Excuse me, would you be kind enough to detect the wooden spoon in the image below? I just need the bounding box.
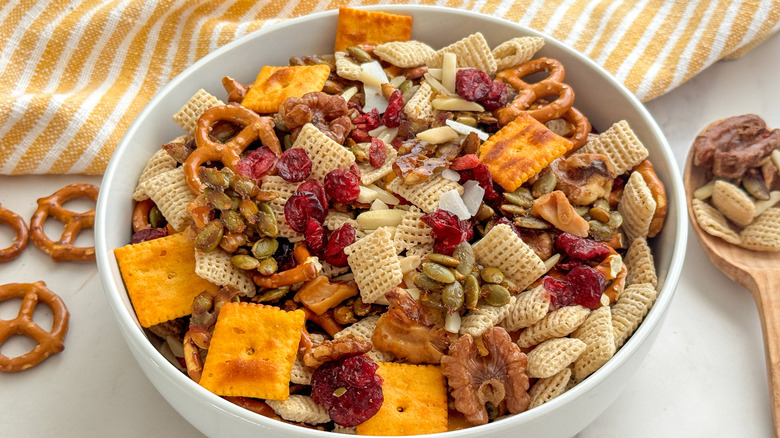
[684,147,780,437]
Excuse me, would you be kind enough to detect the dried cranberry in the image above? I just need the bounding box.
[349,162,362,181]
[555,232,611,260]
[458,163,500,201]
[311,355,384,427]
[297,179,329,214]
[273,238,296,271]
[368,137,386,168]
[284,191,327,233]
[544,265,605,310]
[479,81,508,111]
[325,223,356,267]
[349,129,372,143]
[352,108,381,131]
[421,209,474,255]
[304,218,327,256]
[450,154,480,171]
[236,146,276,179]
[131,227,168,243]
[456,68,492,102]
[324,168,361,203]
[383,90,404,128]
[276,148,312,182]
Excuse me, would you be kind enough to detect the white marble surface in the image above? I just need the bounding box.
[0,30,778,438]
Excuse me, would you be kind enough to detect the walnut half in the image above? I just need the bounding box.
[440,327,531,425]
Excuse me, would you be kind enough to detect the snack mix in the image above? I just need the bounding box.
[114,7,670,434]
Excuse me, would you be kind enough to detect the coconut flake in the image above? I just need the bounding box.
[438,189,471,220]
[461,180,485,216]
[445,119,489,141]
[441,168,461,182]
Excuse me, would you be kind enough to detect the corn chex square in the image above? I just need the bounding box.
[691,198,741,244]
[571,306,616,381]
[172,89,224,134]
[199,302,305,400]
[739,207,780,251]
[344,227,403,304]
[140,167,195,232]
[393,206,434,253]
[133,147,178,201]
[114,232,220,327]
[578,120,648,175]
[334,7,413,52]
[404,82,435,122]
[425,32,497,76]
[194,248,257,297]
[529,367,572,409]
[374,40,436,68]
[471,223,547,291]
[492,36,545,71]
[292,123,356,180]
[619,171,657,242]
[241,65,330,114]
[386,173,463,213]
[260,175,303,240]
[356,363,448,436]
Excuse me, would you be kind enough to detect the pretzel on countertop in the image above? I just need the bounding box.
[184,105,281,194]
[494,57,590,149]
[0,204,29,262]
[0,281,69,372]
[30,183,99,262]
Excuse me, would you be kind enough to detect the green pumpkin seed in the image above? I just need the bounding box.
[513,216,551,229]
[412,273,444,291]
[239,198,261,224]
[427,253,460,268]
[442,281,465,311]
[231,254,260,270]
[221,210,246,233]
[256,257,278,276]
[199,167,229,190]
[422,262,456,284]
[531,172,557,198]
[453,242,475,276]
[464,274,480,309]
[252,238,279,260]
[574,206,590,217]
[398,79,413,95]
[232,177,259,198]
[204,188,233,211]
[504,190,534,208]
[481,284,510,307]
[607,211,623,229]
[195,220,224,252]
[149,205,165,229]
[322,79,343,95]
[346,46,373,63]
[500,204,526,215]
[256,204,279,238]
[480,267,504,284]
[588,220,613,241]
[253,285,290,303]
[588,205,611,223]
[474,203,495,221]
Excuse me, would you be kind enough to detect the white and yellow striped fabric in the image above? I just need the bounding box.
[1,0,778,175]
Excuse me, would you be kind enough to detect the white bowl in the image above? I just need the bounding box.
[96,5,686,438]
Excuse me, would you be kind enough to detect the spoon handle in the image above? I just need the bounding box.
[749,271,780,438]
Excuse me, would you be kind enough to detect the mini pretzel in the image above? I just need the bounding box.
[184,105,281,194]
[0,281,69,372]
[634,160,668,238]
[0,204,29,262]
[30,183,98,262]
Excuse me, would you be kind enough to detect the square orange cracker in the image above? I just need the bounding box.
[199,302,305,400]
[478,112,573,192]
[334,7,413,52]
[356,363,448,435]
[114,231,219,328]
[241,65,330,114]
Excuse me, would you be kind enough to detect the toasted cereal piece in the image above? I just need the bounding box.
[114,232,220,327]
[140,167,195,232]
[500,284,551,332]
[624,237,658,287]
[492,36,545,71]
[403,82,435,122]
[393,206,434,253]
[133,147,178,201]
[334,7,413,52]
[459,296,516,338]
[526,337,586,379]
[334,51,363,81]
[374,40,436,68]
[739,207,780,251]
[472,224,547,291]
[173,89,224,134]
[425,32,498,76]
[292,123,356,180]
[711,179,756,227]
[241,65,330,114]
[290,357,313,385]
[266,395,330,425]
[356,363,448,436]
[529,366,572,409]
[516,305,590,349]
[194,248,256,297]
[691,198,742,244]
[360,142,397,186]
[324,210,365,238]
[320,261,351,278]
[478,112,574,192]
[612,283,658,349]
[199,302,305,400]
[578,120,649,175]
[406,242,434,259]
[618,171,657,242]
[386,173,463,213]
[345,228,404,304]
[260,175,303,240]
[571,306,616,381]
[333,425,357,434]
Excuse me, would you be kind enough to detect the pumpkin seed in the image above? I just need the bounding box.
[352,297,371,317]
[427,253,460,267]
[398,79,413,95]
[239,198,261,224]
[199,167,229,190]
[253,285,290,303]
[148,205,165,229]
[412,272,444,291]
[453,241,475,276]
[607,211,623,229]
[588,205,611,223]
[503,190,534,208]
[501,277,519,294]
[232,177,259,198]
[474,203,495,221]
[422,262,456,284]
[442,281,465,311]
[256,257,278,276]
[481,284,510,307]
[574,206,590,217]
[500,204,526,215]
[531,172,557,198]
[322,79,343,95]
[513,216,551,229]
[480,267,504,284]
[347,46,373,63]
[463,274,480,309]
[204,187,233,211]
[221,210,246,233]
[195,220,224,252]
[256,208,279,238]
[252,238,279,260]
[588,220,613,241]
[333,305,357,325]
[231,254,260,270]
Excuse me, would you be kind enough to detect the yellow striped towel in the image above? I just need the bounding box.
[0,0,778,175]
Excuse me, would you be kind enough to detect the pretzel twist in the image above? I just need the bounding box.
[0,281,69,372]
[184,105,281,195]
[0,204,29,262]
[495,57,590,149]
[30,183,98,262]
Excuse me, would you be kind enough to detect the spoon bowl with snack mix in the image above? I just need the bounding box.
[684,114,780,437]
